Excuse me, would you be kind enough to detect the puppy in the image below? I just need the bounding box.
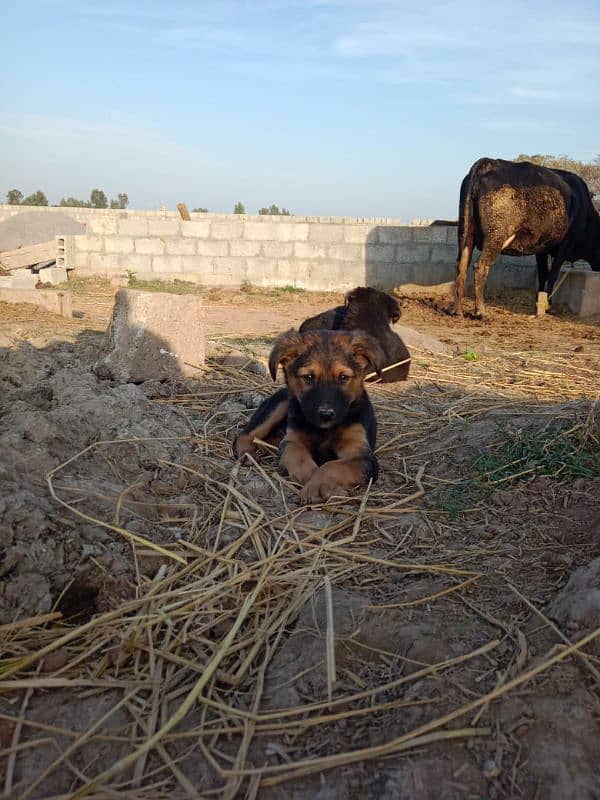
[234,329,384,503]
[299,286,410,382]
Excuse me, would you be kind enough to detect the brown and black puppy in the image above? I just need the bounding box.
[234,329,384,503]
[299,286,411,382]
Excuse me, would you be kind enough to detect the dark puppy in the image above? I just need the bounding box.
[234,329,384,503]
[299,286,410,382]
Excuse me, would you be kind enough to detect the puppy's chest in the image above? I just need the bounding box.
[303,428,342,465]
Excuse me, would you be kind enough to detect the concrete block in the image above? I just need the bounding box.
[165,238,197,255]
[147,220,181,237]
[412,225,448,243]
[87,253,124,273]
[56,236,77,269]
[87,217,118,236]
[243,222,278,241]
[37,265,68,285]
[105,237,135,255]
[328,243,364,262]
[261,241,294,258]
[211,221,244,240]
[365,243,395,263]
[0,289,72,318]
[212,257,246,281]
[75,252,89,268]
[430,244,457,262]
[394,243,431,264]
[94,289,205,382]
[549,268,600,317]
[113,254,153,273]
[181,256,215,274]
[294,242,328,259]
[118,218,149,236]
[277,223,309,242]
[230,240,261,257]
[136,238,165,255]
[343,224,372,244]
[377,227,413,244]
[0,271,39,289]
[308,225,344,243]
[181,221,210,238]
[152,255,183,274]
[446,226,459,245]
[74,235,103,252]
[196,240,229,257]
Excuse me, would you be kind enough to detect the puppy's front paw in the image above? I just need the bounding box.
[301,470,349,505]
[233,433,258,461]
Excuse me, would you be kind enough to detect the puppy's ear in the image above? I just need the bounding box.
[268,329,304,380]
[344,288,358,307]
[350,331,386,376]
[383,293,401,323]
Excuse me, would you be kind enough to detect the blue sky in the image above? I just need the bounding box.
[1,0,599,218]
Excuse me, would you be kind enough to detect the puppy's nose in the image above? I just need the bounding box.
[318,407,336,422]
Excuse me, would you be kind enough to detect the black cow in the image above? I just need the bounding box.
[454,158,600,317]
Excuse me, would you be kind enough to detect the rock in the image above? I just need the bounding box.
[547,557,600,652]
[94,289,205,382]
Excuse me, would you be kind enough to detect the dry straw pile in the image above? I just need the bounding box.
[1,339,599,798]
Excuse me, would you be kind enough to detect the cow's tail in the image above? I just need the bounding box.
[454,159,488,312]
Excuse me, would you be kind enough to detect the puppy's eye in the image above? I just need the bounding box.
[339,374,351,383]
[302,374,314,384]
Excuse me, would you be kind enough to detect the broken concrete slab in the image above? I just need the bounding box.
[0,289,72,318]
[37,265,67,285]
[0,271,39,290]
[393,323,458,355]
[94,289,205,383]
[0,240,56,271]
[552,268,600,317]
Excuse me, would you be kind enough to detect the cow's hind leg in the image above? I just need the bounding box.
[473,244,500,318]
[536,253,549,292]
[454,242,472,317]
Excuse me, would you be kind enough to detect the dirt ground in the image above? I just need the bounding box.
[0,279,599,799]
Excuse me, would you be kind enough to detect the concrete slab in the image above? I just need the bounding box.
[0,271,39,289]
[37,265,68,285]
[94,289,205,383]
[0,289,72,318]
[552,268,600,317]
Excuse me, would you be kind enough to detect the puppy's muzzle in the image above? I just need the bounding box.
[317,406,336,424]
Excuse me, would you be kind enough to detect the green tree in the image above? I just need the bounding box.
[193,207,208,213]
[258,204,291,216]
[233,201,246,214]
[90,188,108,209]
[59,197,91,207]
[109,192,129,209]
[22,190,48,206]
[514,153,600,196]
[6,189,23,205]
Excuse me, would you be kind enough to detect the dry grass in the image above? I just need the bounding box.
[1,338,599,798]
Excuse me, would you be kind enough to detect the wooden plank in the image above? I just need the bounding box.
[177,203,191,221]
[0,240,56,271]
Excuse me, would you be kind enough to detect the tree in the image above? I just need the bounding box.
[193,207,208,213]
[514,153,600,197]
[233,201,246,214]
[22,190,48,206]
[59,197,91,207]
[109,192,129,209]
[6,189,23,205]
[90,189,108,209]
[258,204,291,216]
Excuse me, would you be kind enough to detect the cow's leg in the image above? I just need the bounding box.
[473,245,500,318]
[536,253,549,291]
[454,241,472,316]
[547,252,566,299]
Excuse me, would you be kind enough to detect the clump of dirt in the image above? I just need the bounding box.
[0,339,195,623]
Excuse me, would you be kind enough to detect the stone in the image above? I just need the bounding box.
[552,268,600,317]
[0,288,72,318]
[94,289,205,382]
[37,265,68,285]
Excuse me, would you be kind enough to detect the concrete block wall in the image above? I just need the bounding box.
[0,205,538,292]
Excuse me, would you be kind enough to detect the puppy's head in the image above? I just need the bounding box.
[345,287,401,324]
[269,329,384,429]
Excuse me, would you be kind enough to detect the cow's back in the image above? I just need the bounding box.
[468,159,571,255]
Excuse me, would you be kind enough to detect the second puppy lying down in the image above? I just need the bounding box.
[299,286,411,382]
[234,329,384,504]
